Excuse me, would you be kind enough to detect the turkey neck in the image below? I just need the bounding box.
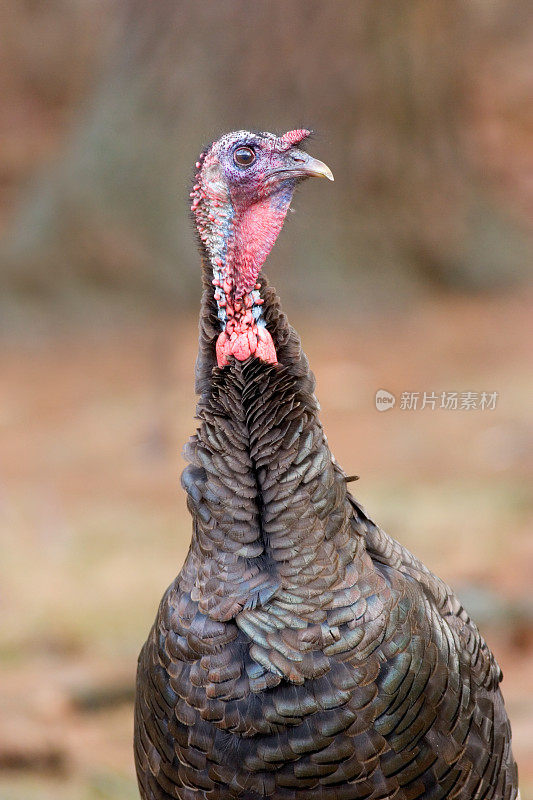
[184,266,363,626]
[193,174,296,368]
[187,166,364,626]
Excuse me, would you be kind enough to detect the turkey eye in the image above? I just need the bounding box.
[233,146,255,167]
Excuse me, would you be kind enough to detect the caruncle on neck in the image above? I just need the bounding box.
[190,129,333,368]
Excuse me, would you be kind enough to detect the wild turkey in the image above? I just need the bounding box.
[134,129,518,800]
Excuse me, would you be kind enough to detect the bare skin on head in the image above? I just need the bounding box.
[190,129,333,367]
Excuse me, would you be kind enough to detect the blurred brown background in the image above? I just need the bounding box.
[0,1,532,798]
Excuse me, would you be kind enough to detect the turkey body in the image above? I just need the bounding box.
[134,130,518,800]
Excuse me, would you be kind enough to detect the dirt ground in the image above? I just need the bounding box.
[1,291,532,799]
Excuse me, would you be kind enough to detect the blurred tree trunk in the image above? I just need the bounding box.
[1,0,530,313]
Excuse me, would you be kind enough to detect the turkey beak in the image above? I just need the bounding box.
[290,151,334,181]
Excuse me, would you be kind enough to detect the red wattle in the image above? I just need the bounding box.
[255,329,278,365]
[216,332,231,367]
[216,328,277,368]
